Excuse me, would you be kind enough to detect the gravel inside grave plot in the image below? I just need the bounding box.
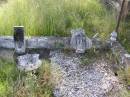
[50,50,124,97]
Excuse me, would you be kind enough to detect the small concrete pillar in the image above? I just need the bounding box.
[110,31,117,46]
[14,26,26,54]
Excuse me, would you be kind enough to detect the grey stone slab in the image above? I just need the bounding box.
[0,36,109,50]
[0,36,14,49]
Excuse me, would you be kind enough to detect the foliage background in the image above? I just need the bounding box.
[0,0,116,40]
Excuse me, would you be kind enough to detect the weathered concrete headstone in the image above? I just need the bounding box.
[14,26,26,54]
[17,54,42,72]
[70,28,92,53]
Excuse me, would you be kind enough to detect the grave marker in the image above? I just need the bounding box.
[14,26,26,54]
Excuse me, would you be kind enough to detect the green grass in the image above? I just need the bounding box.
[0,59,53,97]
[0,0,116,39]
[119,16,130,53]
[117,68,130,96]
[0,59,18,97]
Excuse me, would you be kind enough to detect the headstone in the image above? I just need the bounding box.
[14,26,26,54]
[70,28,92,53]
[17,54,42,72]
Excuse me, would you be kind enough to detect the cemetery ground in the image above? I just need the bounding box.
[0,0,130,97]
[0,49,130,97]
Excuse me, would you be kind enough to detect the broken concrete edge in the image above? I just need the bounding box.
[0,36,14,49]
[0,36,130,70]
[0,36,67,49]
[17,54,42,72]
[0,36,109,49]
[111,41,130,69]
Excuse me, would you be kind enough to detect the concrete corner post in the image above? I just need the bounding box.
[13,26,26,54]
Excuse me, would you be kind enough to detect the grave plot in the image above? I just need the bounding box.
[0,27,130,97]
[0,0,130,97]
[50,50,126,97]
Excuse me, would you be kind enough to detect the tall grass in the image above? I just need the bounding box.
[0,0,116,39]
[0,59,18,97]
[0,59,53,97]
[119,17,130,53]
